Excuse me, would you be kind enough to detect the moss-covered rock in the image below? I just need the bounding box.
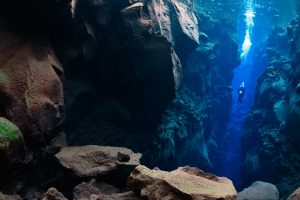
[0,117,31,174]
[0,69,9,84]
[0,117,22,148]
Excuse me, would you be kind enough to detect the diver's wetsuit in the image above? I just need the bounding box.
[237,87,246,103]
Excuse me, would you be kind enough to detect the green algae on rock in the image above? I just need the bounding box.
[0,69,9,84]
[0,117,22,148]
[0,117,31,175]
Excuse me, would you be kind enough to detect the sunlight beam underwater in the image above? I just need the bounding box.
[241,1,255,59]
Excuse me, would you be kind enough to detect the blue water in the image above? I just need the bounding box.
[221,62,256,189]
[211,0,296,189]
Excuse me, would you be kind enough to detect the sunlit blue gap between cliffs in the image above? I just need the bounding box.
[218,0,256,190]
[241,0,255,59]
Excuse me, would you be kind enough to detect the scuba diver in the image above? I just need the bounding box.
[237,82,246,103]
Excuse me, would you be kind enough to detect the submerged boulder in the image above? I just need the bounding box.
[237,181,279,200]
[0,117,30,172]
[0,192,22,200]
[74,181,110,200]
[0,117,23,149]
[147,0,199,45]
[55,145,141,177]
[42,188,67,200]
[73,179,120,198]
[73,179,139,200]
[128,165,237,200]
[287,188,300,200]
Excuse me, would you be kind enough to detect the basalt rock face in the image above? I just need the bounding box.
[147,0,199,64]
[0,2,65,181]
[157,13,240,169]
[65,0,199,165]
[1,0,200,172]
[241,18,300,197]
[0,27,64,147]
[0,0,73,196]
[0,0,201,196]
[0,118,30,173]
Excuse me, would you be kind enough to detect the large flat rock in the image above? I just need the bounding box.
[128,165,237,200]
[55,145,141,177]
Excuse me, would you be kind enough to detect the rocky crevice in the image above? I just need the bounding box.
[157,12,240,170]
[241,14,300,198]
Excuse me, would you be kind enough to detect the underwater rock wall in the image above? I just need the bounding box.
[64,0,200,165]
[0,0,240,173]
[0,0,201,195]
[0,0,200,171]
[241,16,300,197]
[157,13,240,169]
[0,0,68,176]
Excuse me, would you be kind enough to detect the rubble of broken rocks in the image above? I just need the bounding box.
[2,144,299,200]
[1,145,238,200]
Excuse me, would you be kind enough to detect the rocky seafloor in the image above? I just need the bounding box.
[1,0,300,199]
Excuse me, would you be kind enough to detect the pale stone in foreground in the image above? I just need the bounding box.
[128,165,237,200]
